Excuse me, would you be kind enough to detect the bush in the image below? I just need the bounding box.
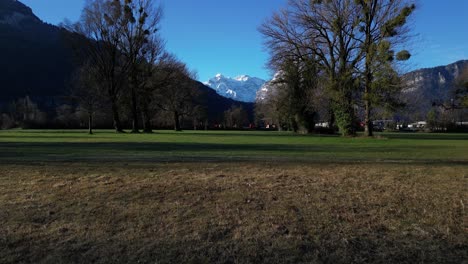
[0,113,15,129]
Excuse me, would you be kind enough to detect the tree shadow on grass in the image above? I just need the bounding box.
[0,142,465,165]
[381,133,468,141]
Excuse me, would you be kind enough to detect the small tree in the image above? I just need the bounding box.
[224,105,249,129]
[426,108,438,132]
[71,63,104,134]
[0,113,15,129]
[151,56,199,131]
[8,96,47,128]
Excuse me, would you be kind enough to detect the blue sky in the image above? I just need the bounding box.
[21,0,468,81]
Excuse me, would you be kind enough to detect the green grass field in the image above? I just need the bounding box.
[0,130,467,263]
[0,130,467,163]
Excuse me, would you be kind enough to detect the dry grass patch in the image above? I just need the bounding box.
[0,162,466,263]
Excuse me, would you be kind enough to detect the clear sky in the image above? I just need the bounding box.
[20,0,468,82]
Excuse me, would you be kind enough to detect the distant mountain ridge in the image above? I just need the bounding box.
[204,74,266,102]
[402,60,468,119]
[256,60,468,120]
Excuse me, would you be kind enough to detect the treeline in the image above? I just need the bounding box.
[59,0,205,134]
[0,95,256,130]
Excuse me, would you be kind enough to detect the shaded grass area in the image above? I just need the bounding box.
[0,163,466,263]
[0,130,467,164]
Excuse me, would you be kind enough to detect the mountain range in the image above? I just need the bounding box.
[204,74,266,102]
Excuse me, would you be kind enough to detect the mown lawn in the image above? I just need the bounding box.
[0,130,467,163]
[0,130,467,263]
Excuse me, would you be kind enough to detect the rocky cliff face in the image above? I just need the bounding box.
[402,60,468,119]
[0,0,40,26]
[256,61,468,120]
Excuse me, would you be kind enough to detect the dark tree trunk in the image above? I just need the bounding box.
[365,99,373,137]
[142,114,152,133]
[88,112,93,135]
[130,86,139,133]
[364,49,374,137]
[111,100,123,133]
[291,118,298,133]
[174,111,181,131]
[328,106,335,130]
[142,104,152,133]
[363,3,375,137]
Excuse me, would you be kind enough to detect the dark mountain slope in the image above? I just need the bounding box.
[194,81,254,123]
[0,0,74,102]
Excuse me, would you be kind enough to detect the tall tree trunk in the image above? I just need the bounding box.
[363,54,374,136]
[174,111,181,131]
[363,52,373,136]
[327,100,336,132]
[141,102,152,133]
[333,93,356,137]
[88,112,93,135]
[111,100,123,133]
[291,117,298,133]
[142,111,152,133]
[365,98,373,137]
[363,1,376,137]
[130,85,139,133]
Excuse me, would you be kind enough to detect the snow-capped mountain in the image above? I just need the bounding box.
[256,72,283,102]
[204,74,266,102]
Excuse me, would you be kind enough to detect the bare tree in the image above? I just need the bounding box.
[136,42,167,133]
[150,56,199,131]
[117,0,164,133]
[64,0,131,132]
[260,0,363,136]
[224,105,249,129]
[261,0,416,136]
[71,62,103,134]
